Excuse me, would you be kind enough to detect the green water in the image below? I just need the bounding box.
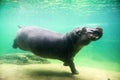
[0,0,120,71]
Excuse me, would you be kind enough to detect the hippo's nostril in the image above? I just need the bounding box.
[93,31,100,36]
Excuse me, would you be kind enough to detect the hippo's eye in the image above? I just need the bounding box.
[76,30,81,35]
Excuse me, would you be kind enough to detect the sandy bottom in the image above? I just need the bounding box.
[0,64,120,80]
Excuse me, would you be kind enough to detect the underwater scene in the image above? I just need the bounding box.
[0,0,120,80]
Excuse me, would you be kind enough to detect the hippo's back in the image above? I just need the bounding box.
[17,27,63,39]
[13,27,67,58]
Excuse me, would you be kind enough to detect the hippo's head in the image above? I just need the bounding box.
[73,27,103,45]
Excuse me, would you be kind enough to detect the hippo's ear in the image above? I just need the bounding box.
[82,27,87,32]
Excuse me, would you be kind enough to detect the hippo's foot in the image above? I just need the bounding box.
[65,60,79,75]
[72,70,79,74]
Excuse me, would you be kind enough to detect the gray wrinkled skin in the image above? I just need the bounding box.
[12,26,103,74]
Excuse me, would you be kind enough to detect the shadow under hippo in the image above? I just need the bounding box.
[12,26,103,74]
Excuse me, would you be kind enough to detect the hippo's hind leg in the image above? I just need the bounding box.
[12,39,18,48]
[65,60,79,74]
[63,62,69,66]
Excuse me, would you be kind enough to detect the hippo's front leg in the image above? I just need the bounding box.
[65,60,79,74]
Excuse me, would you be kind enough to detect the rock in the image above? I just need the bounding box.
[0,53,50,65]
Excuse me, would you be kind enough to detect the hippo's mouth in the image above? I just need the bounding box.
[89,28,103,41]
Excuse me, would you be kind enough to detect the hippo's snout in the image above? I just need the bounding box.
[90,27,103,41]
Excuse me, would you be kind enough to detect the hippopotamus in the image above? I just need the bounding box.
[12,26,103,74]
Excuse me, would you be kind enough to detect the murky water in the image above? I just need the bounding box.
[0,0,120,71]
